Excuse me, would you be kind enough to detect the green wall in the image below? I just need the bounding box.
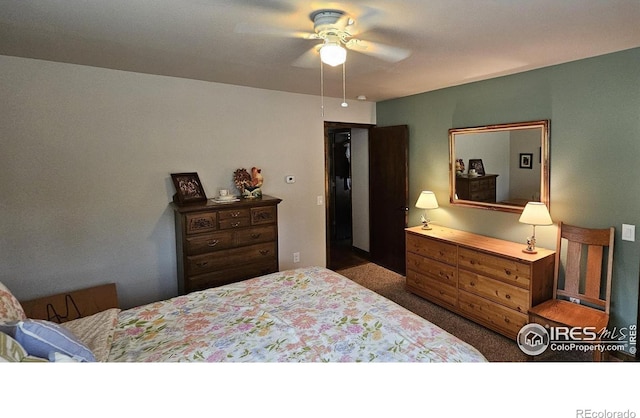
[377,47,640,351]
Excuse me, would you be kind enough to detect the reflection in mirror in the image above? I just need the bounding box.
[449,120,549,213]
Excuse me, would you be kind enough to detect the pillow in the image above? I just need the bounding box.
[14,319,96,362]
[49,352,81,362]
[0,281,26,323]
[62,308,120,362]
[0,331,47,362]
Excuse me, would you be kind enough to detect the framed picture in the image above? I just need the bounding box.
[171,172,207,204]
[468,159,485,176]
[519,153,533,169]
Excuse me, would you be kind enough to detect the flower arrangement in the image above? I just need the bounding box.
[233,167,263,198]
[455,158,465,176]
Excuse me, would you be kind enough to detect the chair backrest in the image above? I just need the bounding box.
[553,222,615,314]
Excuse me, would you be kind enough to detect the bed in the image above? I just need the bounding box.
[1,266,486,362]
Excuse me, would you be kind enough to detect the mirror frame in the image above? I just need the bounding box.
[449,120,550,214]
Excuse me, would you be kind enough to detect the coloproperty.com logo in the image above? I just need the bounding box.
[517,323,637,356]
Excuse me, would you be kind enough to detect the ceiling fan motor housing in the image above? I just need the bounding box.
[310,9,349,37]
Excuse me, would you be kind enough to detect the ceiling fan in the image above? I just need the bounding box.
[236,8,412,68]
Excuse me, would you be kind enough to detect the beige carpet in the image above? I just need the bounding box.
[337,262,590,362]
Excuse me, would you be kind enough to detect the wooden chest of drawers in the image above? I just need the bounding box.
[172,195,282,294]
[405,225,555,340]
[455,174,498,202]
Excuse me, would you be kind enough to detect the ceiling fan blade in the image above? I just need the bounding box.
[233,0,296,13]
[234,22,313,39]
[334,13,353,31]
[345,39,411,63]
[344,7,383,36]
[292,45,321,68]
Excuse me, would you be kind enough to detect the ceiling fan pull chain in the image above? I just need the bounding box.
[320,60,325,117]
[342,62,348,108]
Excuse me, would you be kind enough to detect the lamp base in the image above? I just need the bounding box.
[522,235,537,254]
[421,224,432,230]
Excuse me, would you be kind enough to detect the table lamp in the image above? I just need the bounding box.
[518,202,553,253]
[415,191,439,230]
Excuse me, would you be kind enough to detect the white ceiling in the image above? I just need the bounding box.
[1,0,639,102]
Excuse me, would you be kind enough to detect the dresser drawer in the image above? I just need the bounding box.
[406,252,457,287]
[185,212,217,235]
[185,230,234,254]
[251,206,277,225]
[219,217,251,230]
[469,177,495,192]
[406,270,457,308]
[470,190,495,202]
[187,259,278,293]
[458,290,528,339]
[406,233,457,265]
[186,242,276,276]
[219,208,250,220]
[458,247,531,288]
[458,269,529,313]
[235,225,277,246]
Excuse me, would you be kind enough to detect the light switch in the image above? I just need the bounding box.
[622,224,635,242]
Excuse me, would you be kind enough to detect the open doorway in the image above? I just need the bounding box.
[325,122,409,274]
[325,123,371,270]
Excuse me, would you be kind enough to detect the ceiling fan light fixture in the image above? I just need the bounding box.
[320,42,347,66]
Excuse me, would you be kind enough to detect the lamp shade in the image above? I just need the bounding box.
[415,191,439,209]
[519,202,552,225]
[320,42,347,67]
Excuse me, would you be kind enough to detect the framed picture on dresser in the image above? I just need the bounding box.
[171,172,207,204]
[468,159,485,176]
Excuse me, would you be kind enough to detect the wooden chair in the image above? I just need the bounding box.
[528,221,615,361]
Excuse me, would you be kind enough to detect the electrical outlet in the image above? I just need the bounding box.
[569,297,581,304]
[293,252,300,263]
[317,196,323,206]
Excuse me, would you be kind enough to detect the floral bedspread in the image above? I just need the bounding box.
[107,267,486,362]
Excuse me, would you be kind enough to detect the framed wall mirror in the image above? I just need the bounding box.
[449,120,550,213]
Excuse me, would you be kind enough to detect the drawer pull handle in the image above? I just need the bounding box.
[207,240,219,247]
[231,222,241,228]
[505,294,511,299]
[251,233,262,239]
[504,269,512,275]
[196,261,209,268]
[231,211,241,218]
[259,249,270,255]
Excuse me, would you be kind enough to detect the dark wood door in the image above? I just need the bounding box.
[369,125,409,274]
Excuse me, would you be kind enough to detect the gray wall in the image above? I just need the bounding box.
[0,55,376,309]
[377,47,640,347]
